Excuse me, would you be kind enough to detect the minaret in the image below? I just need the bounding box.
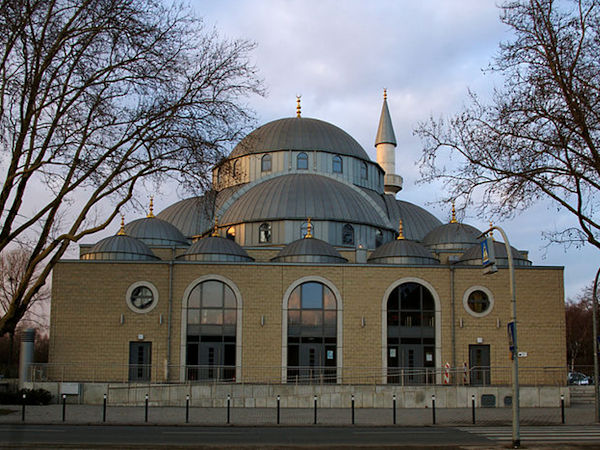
[375,89,403,194]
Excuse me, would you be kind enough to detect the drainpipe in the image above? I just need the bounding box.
[166,247,175,381]
[450,267,456,378]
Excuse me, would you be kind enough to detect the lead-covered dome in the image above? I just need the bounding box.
[82,235,158,261]
[229,117,371,161]
[181,236,254,262]
[221,174,390,228]
[368,239,439,265]
[124,216,188,246]
[458,241,531,267]
[272,237,347,263]
[423,222,482,251]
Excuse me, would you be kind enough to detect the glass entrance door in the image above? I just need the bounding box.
[469,344,491,385]
[129,342,151,382]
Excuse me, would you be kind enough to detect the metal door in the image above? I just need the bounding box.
[469,344,491,385]
[199,343,222,380]
[400,345,423,384]
[299,344,322,381]
[129,342,151,382]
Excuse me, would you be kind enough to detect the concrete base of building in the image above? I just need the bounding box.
[24,381,568,408]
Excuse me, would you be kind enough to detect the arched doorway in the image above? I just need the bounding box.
[184,279,238,381]
[286,281,338,383]
[386,282,436,384]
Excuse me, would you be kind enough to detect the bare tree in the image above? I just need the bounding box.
[565,284,594,371]
[0,0,263,336]
[415,0,600,251]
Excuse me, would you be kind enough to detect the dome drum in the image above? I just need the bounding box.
[82,235,158,261]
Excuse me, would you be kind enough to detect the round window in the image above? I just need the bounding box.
[463,286,494,317]
[126,282,159,313]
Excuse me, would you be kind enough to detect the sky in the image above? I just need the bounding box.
[176,0,597,302]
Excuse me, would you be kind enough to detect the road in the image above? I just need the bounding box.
[2,424,600,448]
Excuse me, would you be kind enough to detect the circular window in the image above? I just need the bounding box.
[463,286,494,317]
[126,282,159,313]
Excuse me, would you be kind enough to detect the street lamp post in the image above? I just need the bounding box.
[480,225,520,448]
[592,267,600,422]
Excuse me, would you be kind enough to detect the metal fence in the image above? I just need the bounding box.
[29,363,567,386]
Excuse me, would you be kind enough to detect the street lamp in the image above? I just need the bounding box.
[592,266,600,422]
[480,225,520,448]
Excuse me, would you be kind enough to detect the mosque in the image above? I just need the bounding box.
[48,92,566,390]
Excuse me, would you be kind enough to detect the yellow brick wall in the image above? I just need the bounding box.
[49,258,565,385]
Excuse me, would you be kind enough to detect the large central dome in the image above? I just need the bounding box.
[229,117,370,161]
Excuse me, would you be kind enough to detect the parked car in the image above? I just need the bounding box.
[568,371,593,385]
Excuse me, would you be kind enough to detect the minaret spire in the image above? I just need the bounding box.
[375,89,402,194]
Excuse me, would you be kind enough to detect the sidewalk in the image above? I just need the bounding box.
[0,403,596,426]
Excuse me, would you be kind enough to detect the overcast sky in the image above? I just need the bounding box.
[181,0,600,301]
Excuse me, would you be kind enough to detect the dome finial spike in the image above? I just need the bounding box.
[296,95,301,118]
[450,201,457,223]
[383,88,387,100]
[396,219,405,240]
[212,217,219,237]
[489,221,494,237]
[117,215,126,236]
[147,196,155,218]
[305,217,313,238]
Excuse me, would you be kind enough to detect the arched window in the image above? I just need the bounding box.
[342,224,354,245]
[332,155,343,174]
[232,160,239,178]
[287,282,337,383]
[375,229,383,247]
[215,167,221,185]
[261,154,272,172]
[360,161,368,180]
[226,227,235,241]
[386,282,435,384]
[259,222,271,243]
[297,152,308,170]
[186,280,237,381]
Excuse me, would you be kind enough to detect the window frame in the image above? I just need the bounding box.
[259,222,272,243]
[126,281,159,313]
[462,286,494,317]
[297,152,308,170]
[332,155,343,174]
[261,154,272,172]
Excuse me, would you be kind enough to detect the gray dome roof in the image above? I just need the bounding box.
[124,217,188,246]
[423,222,482,251]
[221,174,390,228]
[181,236,253,262]
[368,239,439,265]
[458,241,532,267]
[229,117,370,161]
[377,195,442,242]
[271,237,347,263]
[82,235,158,261]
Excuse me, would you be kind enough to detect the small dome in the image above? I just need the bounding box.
[458,241,532,267]
[156,194,215,239]
[181,236,253,262]
[229,117,371,161]
[423,222,482,251]
[368,239,439,265]
[124,217,188,246]
[271,237,347,263]
[82,235,158,261]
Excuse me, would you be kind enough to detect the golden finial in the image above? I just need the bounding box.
[117,215,126,236]
[212,217,219,237]
[191,234,201,243]
[147,196,155,218]
[489,221,494,237]
[450,202,457,223]
[296,95,301,118]
[396,219,405,240]
[383,88,387,100]
[305,217,313,238]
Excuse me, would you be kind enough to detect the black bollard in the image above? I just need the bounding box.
[471,394,476,424]
[227,394,231,424]
[62,394,66,422]
[351,394,355,425]
[103,394,107,422]
[313,395,317,425]
[432,394,436,425]
[277,395,280,425]
[186,395,190,424]
[145,394,149,423]
[561,394,565,424]
[21,394,26,422]
[393,394,396,425]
